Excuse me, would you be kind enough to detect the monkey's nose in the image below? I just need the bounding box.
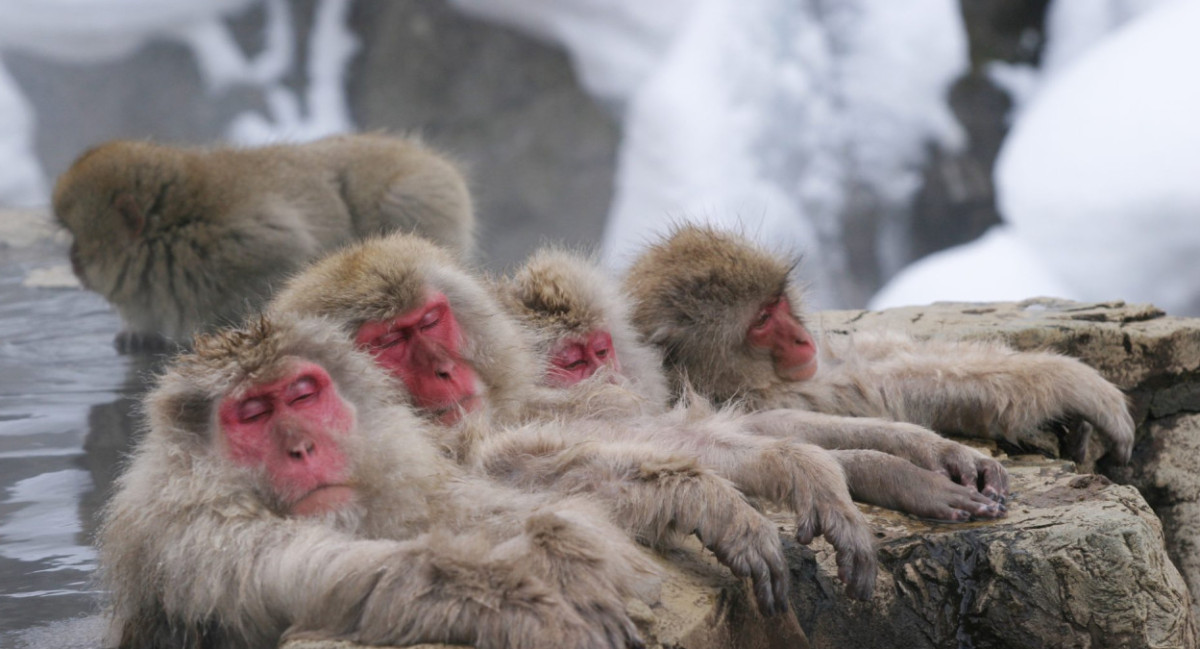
[287,440,316,461]
[434,359,456,380]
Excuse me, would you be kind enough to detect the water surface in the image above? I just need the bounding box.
[0,214,163,648]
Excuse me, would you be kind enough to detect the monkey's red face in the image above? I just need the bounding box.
[354,293,481,425]
[218,361,356,517]
[546,330,621,387]
[747,295,819,382]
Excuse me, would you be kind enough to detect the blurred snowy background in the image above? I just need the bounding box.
[1,0,1198,314]
[1,1,1199,645]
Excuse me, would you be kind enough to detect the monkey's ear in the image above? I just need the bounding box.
[113,193,145,238]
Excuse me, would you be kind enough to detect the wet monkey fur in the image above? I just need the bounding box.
[269,232,873,605]
[98,314,658,649]
[54,134,474,352]
[499,247,1007,522]
[623,225,1136,466]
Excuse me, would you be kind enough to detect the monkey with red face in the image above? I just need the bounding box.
[622,225,1135,466]
[269,232,874,605]
[498,247,1008,522]
[99,314,659,649]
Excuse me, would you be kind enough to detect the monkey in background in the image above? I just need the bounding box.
[498,247,1008,522]
[99,313,658,649]
[623,224,1136,465]
[268,232,872,605]
[54,134,475,353]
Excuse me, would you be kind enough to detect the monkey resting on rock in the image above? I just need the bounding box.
[622,225,1135,468]
[54,133,475,353]
[98,313,659,649]
[497,246,1010,522]
[268,232,874,604]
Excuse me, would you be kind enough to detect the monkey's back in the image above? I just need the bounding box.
[304,133,476,256]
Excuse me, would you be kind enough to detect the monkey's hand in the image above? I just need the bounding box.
[833,450,1006,521]
[1031,358,1135,465]
[690,489,792,616]
[521,509,651,649]
[780,444,879,601]
[918,439,1010,502]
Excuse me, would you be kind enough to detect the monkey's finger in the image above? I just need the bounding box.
[976,459,1010,500]
[825,517,877,601]
[954,490,1006,519]
[766,545,791,616]
[794,515,818,545]
[1095,411,1135,464]
[948,458,979,491]
[750,559,779,616]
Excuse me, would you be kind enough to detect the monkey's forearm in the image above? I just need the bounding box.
[831,450,1004,521]
[740,408,945,460]
[815,340,1134,461]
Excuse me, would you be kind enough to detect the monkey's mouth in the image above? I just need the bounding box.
[290,484,356,517]
[431,394,482,425]
[777,355,819,382]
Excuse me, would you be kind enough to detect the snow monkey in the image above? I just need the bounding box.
[53,134,475,353]
[269,232,874,605]
[622,225,1136,465]
[98,313,660,649]
[498,247,1009,521]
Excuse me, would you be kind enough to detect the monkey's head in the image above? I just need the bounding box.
[624,225,818,402]
[52,140,187,296]
[500,248,670,404]
[270,232,541,425]
[148,314,406,519]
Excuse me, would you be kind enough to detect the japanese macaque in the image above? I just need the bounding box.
[53,134,474,353]
[99,314,659,649]
[499,247,1008,521]
[622,225,1136,465]
[269,232,872,604]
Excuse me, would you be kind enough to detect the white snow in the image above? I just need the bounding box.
[227,0,359,144]
[598,0,967,308]
[0,60,45,206]
[997,0,1200,315]
[0,0,359,210]
[448,0,695,110]
[869,225,1075,308]
[873,0,1200,315]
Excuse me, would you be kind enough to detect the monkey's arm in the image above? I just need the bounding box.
[738,408,1009,500]
[470,427,792,615]
[807,335,1134,463]
[830,450,1005,521]
[171,518,613,649]
[594,417,879,601]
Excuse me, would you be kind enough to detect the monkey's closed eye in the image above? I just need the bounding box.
[237,398,273,424]
[419,306,444,331]
[287,377,320,405]
[372,329,410,350]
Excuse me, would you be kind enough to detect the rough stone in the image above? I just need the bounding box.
[791,452,1194,649]
[819,298,1200,631]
